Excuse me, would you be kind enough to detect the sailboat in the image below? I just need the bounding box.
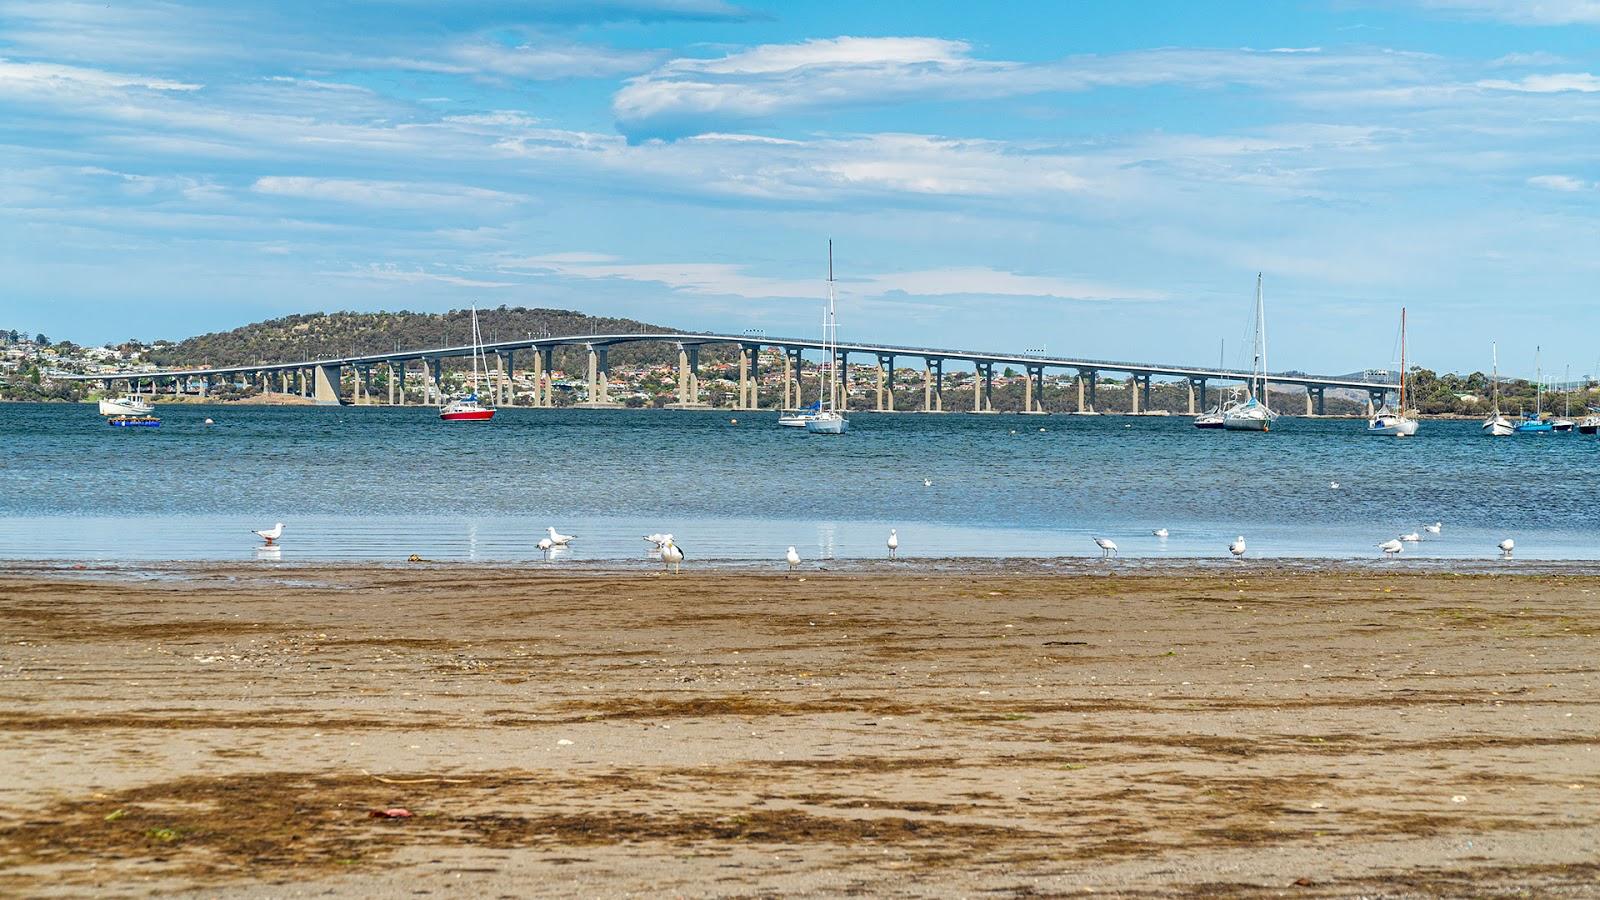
[1481,342,1513,436]
[806,241,849,435]
[1223,273,1280,432]
[1551,365,1576,432]
[439,306,496,421]
[1367,308,1419,436]
[1193,339,1234,429]
[1514,346,1552,434]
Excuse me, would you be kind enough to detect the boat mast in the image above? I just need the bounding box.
[825,240,837,413]
[1535,345,1542,416]
[1491,342,1500,413]
[1253,272,1267,408]
[1399,307,1406,412]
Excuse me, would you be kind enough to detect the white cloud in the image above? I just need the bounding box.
[251,176,525,209]
[0,57,201,94]
[1528,174,1591,191]
[1477,72,1600,91]
[335,264,519,288]
[446,37,663,80]
[505,253,1163,302]
[1411,1,1600,25]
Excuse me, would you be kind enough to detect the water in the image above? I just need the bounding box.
[1,403,1596,564]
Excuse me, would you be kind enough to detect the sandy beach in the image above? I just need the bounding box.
[1,565,1597,897]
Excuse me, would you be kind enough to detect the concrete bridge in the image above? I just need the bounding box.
[68,331,1398,416]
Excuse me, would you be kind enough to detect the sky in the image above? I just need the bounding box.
[2,0,1598,377]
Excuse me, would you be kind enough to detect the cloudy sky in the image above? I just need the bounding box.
[2,0,1598,375]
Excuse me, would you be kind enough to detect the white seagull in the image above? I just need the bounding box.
[252,522,284,545]
[923,478,933,487]
[1424,522,1442,535]
[1498,538,1515,558]
[887,529,899,559]
[1092,536,1118,558]
[1229,536,1247,559]
[546,526,574,547]
[785,546,801,571]
[1400,532,1422,543]
[1153,528,1169,538]
[643,532,670,547]
[1329,481,1340,490]
[537,537,554,552]
[1379,538,1404,556]
[660,537,684,574]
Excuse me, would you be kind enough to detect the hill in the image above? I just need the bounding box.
[144,307,710,372]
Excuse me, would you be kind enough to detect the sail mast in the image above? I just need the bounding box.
[1399,307,1406,412]
[1254,273,1268,408]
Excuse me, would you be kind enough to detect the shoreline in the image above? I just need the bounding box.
[2,566,1596,896]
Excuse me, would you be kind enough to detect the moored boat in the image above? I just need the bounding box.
[1482,342,1513,436]
[1222,274,1279,432]
[805,241,849,436]
[1366,308,1419,437]
[778,402,820,428]
[99,394,154,416]
[439,306,496,422]
[107,415,160,428]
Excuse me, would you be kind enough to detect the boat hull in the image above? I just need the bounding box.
[1514,423,1553,434]
[440,409,495,421]
[805,417,848,434]
[1193,415,1224,429]
[1580,424,1598,435]
[1223,417,1269,431]
[777,414,816,428]
[1483,417,1515,437]
[1366,417,1419,437]
[107,416,160,428]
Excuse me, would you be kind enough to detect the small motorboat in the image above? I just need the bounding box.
[1551,418,1575,433]
[107,415,160,428]
[1578,414,1599,435]
[99,395,154,416]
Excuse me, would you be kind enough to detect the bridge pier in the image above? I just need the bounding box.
[781,348,797,409]
[972,361,996,413]
[737,344,760,410]
[313,363,342,406]
[429,358,443,405]
[1129,375,1141,415]
[1309,386,1326,416]
[1022,365,1047,414]
[1079,370,1098,413]
[673,345,707,408]
[876,354,896,412]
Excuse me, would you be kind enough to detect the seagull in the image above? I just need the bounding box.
[643,532,669,546]
[1379,538,1404,556]
[1092,536,1118,558]
[1229,536,1247,559]
[660,537,684,574]
[887,529,899,559]
[785,546,801,571]
[923,478,933,487]
[1153,528,1169,538]
[537,537,554,552]
[1400,532,1422,543]
[546,526,574,547]
[1424,522,1442,535]
[252,522,284,546]
[1329,482,1340,490]
[1498,538,1515,558]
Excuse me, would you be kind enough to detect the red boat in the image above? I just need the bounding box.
[438,306,496,422]
[439,396,494,421]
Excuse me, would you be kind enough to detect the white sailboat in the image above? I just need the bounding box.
[1367,307,1419,437]
[1482,342,1513,436]
[806,241,849,435]
[1551,365,1576,432]
[1223,273,1280,432]
[1193,339,1234,428]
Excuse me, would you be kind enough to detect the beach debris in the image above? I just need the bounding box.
[1043,641,1089,646]
[361,769,469,785]
[1451,795,1467,803]
[104,808,126,822]
[406,554,428,563]
[556,739,574,746]
[368,808,414,819]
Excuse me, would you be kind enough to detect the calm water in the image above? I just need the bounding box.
[1,403,1596,564]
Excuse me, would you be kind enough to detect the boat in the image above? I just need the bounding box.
[1482,342,1514,436]
[1551,365,1576,432]
[806,241,849,435]
[99,394,154,416]
[778,401,821,428]
[1513,346,1550,434]
[439,306,496,422]
[1193,342,1233,428]
[107,415,160,428]
[1222,273,1280,432]
[1367,307,1419,437]
[1578,410,1599,435]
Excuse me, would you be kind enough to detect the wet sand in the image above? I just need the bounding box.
[1,565,1597,897]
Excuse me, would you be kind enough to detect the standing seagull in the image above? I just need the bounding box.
[660,537,684,574]
[785,546,801,571]
[546,526,574,547]
[1424,522,1442,535]
[1379,538,1404,556]
[1092,536,1118,558]
[252,522,284,546]
[1229,536,1247,559]
[886,529,899,559]
[1498,538,1515,559]
[537,537,554,552]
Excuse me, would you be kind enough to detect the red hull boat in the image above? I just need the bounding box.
[438,306,497,422]
[440,404,494,421]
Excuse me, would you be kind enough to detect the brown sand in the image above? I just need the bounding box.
[1,566,1597,897]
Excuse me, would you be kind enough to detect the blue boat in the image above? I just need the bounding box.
[1513,412,1552,434]
[107,416,160,428]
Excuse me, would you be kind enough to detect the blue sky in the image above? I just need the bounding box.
[3,0,1598,376]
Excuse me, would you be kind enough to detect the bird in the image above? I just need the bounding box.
[785,546,801,571]
[923,478,933,487]
[1400,532,1422,543]
[643,532,671,548]
[1379,538,1404,556]
[1424,522,1442,535]
[537,537,554,552]
[546,526,574,547]
[1229,536,1247,558]
[1498,538,1515,558]
[252,522,284,545]
[887,529,899,559]
[1093,536,1118,558]
[1153,528,1169,538]
[1329,481,1340,490]
[660,537,684,574]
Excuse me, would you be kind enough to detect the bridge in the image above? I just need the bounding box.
[67,331,1398,416]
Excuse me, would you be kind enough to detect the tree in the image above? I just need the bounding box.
[34,333,48,345]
